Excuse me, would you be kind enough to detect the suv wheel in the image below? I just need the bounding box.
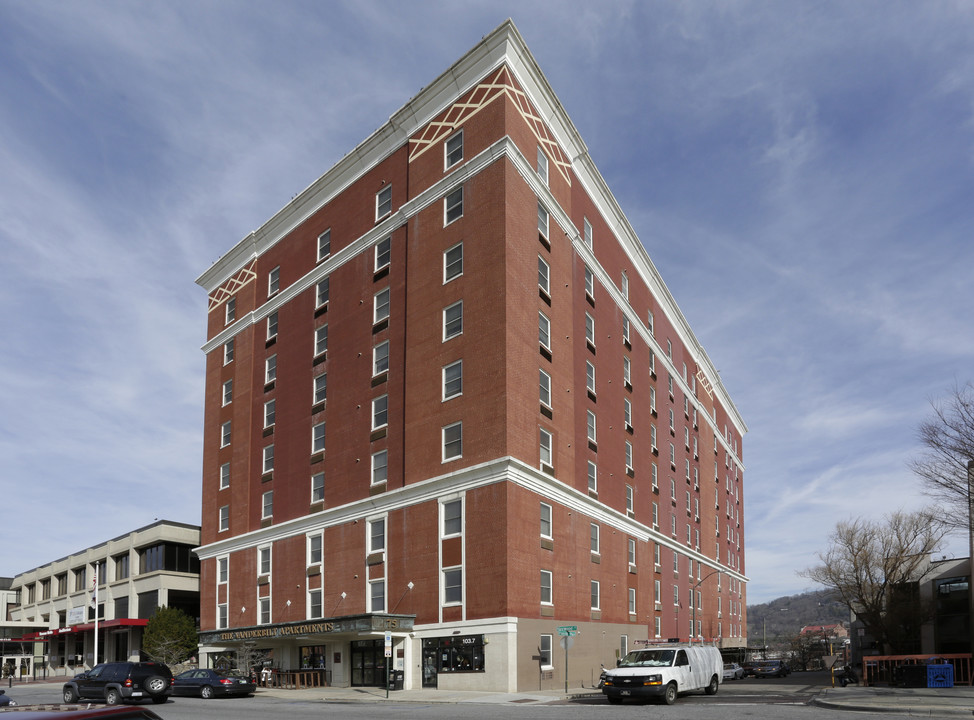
[105,688,122,705]
[144,676,168,695]
[63,687,79,703]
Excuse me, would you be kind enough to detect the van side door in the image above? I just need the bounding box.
[673,650,693,690]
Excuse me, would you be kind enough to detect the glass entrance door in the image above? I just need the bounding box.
[350,640,386,687]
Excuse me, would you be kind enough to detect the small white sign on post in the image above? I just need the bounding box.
[384,631,392,658]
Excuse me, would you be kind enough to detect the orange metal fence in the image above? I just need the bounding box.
[860,654,972,686]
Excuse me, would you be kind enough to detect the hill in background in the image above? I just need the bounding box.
[747,589,848,648]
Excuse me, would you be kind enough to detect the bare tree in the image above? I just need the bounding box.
[910,381,974,531]
[800,510,947,655]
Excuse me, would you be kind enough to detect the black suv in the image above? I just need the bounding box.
[63,662,173,705]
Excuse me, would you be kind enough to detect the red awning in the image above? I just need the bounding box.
[27,618,149,640]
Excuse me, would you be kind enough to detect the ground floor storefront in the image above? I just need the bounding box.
[23,618,149,678]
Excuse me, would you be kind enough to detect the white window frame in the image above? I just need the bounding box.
[311,422,326,454]
[585,313,595,346]
[371,395,388,431]
[443,300,463,340]
[537,145,548,185]
[223,338,234,365]
[445,129,463,169]
[314,324,328,357]
[587,460,597,493]
[442,498,463,537]
[374,287,390,323]
[586,361,596,394]
[317,229,331,261]
[217,555,229,584]
[590,580,600,610]
[442,422,462,461]
[620,270,629,300]
[307,533,323,566]
[262,444,274,474]
[538,255,550,295]
[584,267,594,297]
[538,201,549,239]
[313,373,327,405]
[540,570,553,606]
[590,523,600,555]
[539,311,551,350]
[258,545,271,577]
[257,596,271,625]
[444,187,463,225]
[586,410,597,443]
[219,462,230,490]
[444,242,463,282]
[369,578,386,613]
[371,450,388,485]
[311,472,324,504]
[225,297,236,325]
[540,502,552,540]
[265,355,277,384]
[375,236,391,272]
[261,491,273,520]
[629,587,637,615]
[443,360,462,400]
[373,340,390,376]
[220,421,231,448]
[442,566,463,606]
[268,266,280,296]
[264,399,275,429]
[583,217,593,248]
[540,427,553,471]
[316,277,329,308]
[218,505,229,532]
[376,185,392,221]
[222,379,233,406]
[539,368,551,408]
[368,516,386,554]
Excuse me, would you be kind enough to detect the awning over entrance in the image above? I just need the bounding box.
[198,613,414,646]
[26,618,149,640]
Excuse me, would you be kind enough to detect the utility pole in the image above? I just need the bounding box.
[967,461,974,666]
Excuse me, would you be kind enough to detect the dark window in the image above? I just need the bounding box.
[139,543,200,574]
[422,635,484,673]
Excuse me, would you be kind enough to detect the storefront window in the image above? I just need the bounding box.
[300,646,327,669]
[422,635,485,673]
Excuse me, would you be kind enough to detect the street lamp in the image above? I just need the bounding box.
[967,460,974,663]
[691,570,723,646]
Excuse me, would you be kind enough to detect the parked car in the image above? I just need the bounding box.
[172,669,256,698]
[1,706,163,720]
[750,660,790,678]
[722,662,745,680]
[601,645,722,705]
[63,662,173,705]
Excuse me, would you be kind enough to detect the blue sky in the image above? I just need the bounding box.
[2,1,973,605]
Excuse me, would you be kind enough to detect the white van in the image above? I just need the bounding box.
[601,644,722,705]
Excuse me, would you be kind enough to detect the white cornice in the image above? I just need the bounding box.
[194,455,747,586]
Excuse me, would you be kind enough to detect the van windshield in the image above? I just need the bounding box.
[618,650,675,667]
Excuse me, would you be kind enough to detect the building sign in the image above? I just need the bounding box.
[199,613,414,645]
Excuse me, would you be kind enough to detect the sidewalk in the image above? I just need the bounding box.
[812,684,974,717]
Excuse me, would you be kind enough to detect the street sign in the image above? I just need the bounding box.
[557,625,577,636]
[384,631,392,658]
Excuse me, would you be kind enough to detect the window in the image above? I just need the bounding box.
[626,485,634,514]
[538,255,550,294]
[629,587,637,614]
[539,311,551,350]
[442,499,463,536]
[313,374,327,404]
[220,421,231,448]
[667,339,673,359]
[590,580,600,610]
[586,410,597,443]
[225,297,236,324]
[622,317,630,345]
[445,187,463,224]
[308,534,323,566]
[653,501,659,527]
[218,505,229,532]
[443,301,463,339]
[258,597,271,625]
[312,422,325,453]
[540,428,553,470]
[316,277,329,308]
[650,424,658,451]
[369,517,386,553]
[311,472,324,503]
[443,422,462,460]
[372,396,388,430]
[374,288,390,323]
[376,185,392,220]
[258,546,271,576]
[624,397,632,427]
[371,450,388,485]
[587,460,597,493]
[538,201,549,238]
[540,570,553,605]
[647,309,654,335]
[268,266,280,296]
[623,356,631,387]
[539,634,553,666]
[585,267,594,297]
[583,218,593,248]
[625,441,633,471]
[650,387,657,414]
[217,556,228,584]
[655,616,662,638]
[585,313,595,346]
[443,567,463,605]
[537,146,548,185]
[309,589,323,619]
[540,502,552,539]
[590,523,600,554]
[369,579,386,612]
[317,229,331,261]
[218,604,228,629]
[222,379,233,406]
[262,444,274,474]
[539,369,551,407]
[264,399,275,428]
[375,237,391,271]
[315,324,328,357]
[262,491,273,519]
[223,338,234,365]
[373,341,389,376]
[219,462,230,489]
[265,355,277,384]
[586,361,596,394]
[440,360,463,400]
[444,242,463,282]
[620,271,629,300]
[673,584,679,606]
[628,537,636,566]
[445,130,463,168]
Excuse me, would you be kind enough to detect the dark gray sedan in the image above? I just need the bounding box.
[171,669,256,699]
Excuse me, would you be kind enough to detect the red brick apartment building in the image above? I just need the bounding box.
[194,20,747,692]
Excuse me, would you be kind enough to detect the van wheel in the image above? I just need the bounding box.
[105,688,121,705]
[663,682,678,705]
[705,675,719,695]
